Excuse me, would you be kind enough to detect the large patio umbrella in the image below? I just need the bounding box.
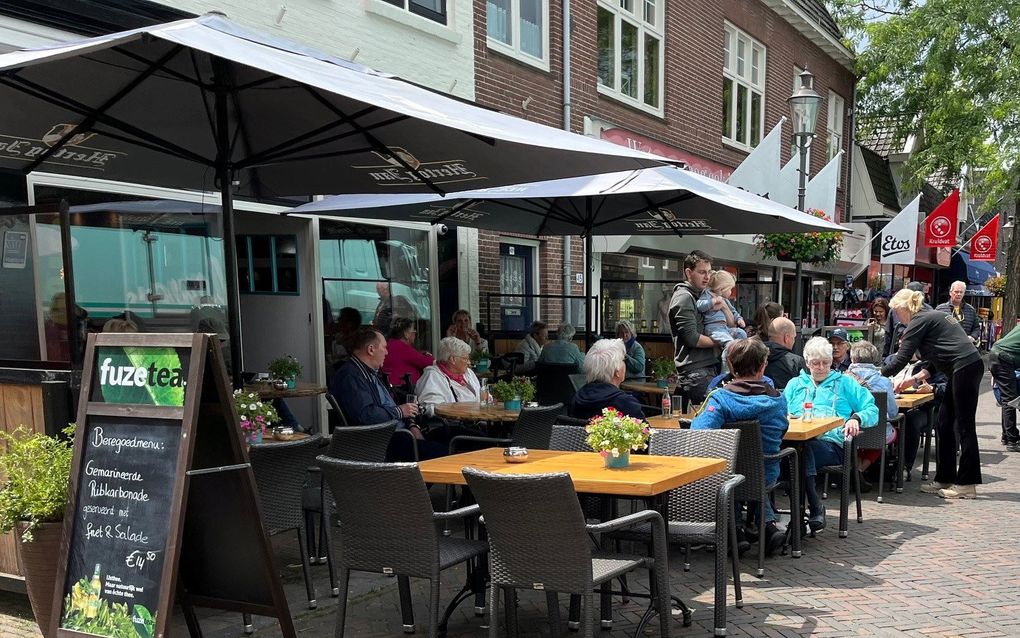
[0,14,669,382]
[288,165,848,342]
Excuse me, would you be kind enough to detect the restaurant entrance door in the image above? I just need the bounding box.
[499,242,535,332]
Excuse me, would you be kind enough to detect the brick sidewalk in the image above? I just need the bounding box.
[4,376,1020,637]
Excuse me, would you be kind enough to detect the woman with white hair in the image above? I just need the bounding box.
[415,337,481,404]
[537,322,585,372]
[616,320,646,380]
[570,339,645,420]
[881,287,983,499]
[784,336,879,531]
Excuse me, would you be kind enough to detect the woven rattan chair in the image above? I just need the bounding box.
[248,435,329,609]
[319,457,487,638]
[555,414,589,428]
[721,420,800,577]
[462,467,671,638]
[569,373,587,393]
[549,423,592,451]
[535,362,580,410]
[614,429,743,637]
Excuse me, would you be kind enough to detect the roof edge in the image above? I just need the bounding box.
[760,0,855,71]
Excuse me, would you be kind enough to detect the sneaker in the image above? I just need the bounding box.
[763,523,785,557]
[920,481,951,494]
[938,484,977,499]
[808,505,826,532]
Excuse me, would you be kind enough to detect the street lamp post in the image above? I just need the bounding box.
[787,68,823,338]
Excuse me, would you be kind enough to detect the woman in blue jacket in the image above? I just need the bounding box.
[784,337,879,532]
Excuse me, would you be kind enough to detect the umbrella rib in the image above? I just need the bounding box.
[590,191,698,231]
[15,44,189,173]
[236,106,389,168]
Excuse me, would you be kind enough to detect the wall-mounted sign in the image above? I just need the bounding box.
[2,230,28,269]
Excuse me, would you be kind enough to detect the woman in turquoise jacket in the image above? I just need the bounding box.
[784,337,879,532]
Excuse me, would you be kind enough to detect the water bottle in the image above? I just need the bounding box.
[662,393,673,418]
[802,401,814,422]
[480,378,490,405]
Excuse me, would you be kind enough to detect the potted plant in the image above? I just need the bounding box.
[753,208,844,265]
[651,358,676,388]
[268,355,302,389]
[985,275,1007,297]
[233,390,279,444]
[584,407,650,469]
[470,349,490,373]
[489,376,535,411]
[0,424,75,637]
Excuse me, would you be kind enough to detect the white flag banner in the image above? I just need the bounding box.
[770,154,801,208]
[880,195,921,265]
[803,150,843,217]
[728,118,785,196]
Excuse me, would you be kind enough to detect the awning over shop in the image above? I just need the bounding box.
[949,250,997,287]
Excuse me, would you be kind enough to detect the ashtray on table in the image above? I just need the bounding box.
[504,446,529,463]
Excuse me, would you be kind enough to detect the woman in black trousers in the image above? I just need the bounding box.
[882,288,983,498]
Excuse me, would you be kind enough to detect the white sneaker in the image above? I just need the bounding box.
[920,481,951,494]
[937,484,977,499]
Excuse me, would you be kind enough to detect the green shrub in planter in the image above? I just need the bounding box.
[268,355,302,381]
[651,358,676,381]
[490,377,536,403]
[0,424,75,541]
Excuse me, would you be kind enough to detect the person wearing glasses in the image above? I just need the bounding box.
[415,337,482,404]
[784,337,879,532]
[669,250,722,405]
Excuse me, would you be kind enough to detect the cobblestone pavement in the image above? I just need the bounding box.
[4,375,1020,637]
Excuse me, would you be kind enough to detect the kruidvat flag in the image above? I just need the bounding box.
[728,118,785,197]
[770,154,800,208]
[880,195,921,265]
[969,214,1000,261]
[923,188,960,247]
[803,150,843,219]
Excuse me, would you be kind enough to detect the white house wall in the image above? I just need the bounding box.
[152,0,476,100]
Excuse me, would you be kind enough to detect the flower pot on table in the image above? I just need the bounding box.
[603,451,630,469]
[503,399,521,411]
[475,360,490,373]
[285,377,297,389]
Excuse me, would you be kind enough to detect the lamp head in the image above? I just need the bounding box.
[788,69,822,136]
[1004,215,1015,231]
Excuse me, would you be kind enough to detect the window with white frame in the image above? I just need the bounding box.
[827,91,845,160]
[381,0,446,24]
[596,0,664,112]
[487,0,548,66]
[722,23,765,148]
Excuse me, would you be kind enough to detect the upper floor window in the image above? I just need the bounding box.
[487,0,549,68]
[596,0,664,113]
[827,91,845,160]
[381,0,446,24]
[722,23,765,149]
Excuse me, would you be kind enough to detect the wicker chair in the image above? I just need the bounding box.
[613,429,743,637]
[248,436,329,609]
[448,403,562,453]
[555,415,590,428]
[462,468,671,638]
[535,361,580,410]
[319,458,487,638]
[569,373,588,393]
[721,420,800,577]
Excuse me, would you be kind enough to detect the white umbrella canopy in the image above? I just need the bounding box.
[0,13,672,381]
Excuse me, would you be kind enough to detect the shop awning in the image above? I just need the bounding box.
[949,251,997,293]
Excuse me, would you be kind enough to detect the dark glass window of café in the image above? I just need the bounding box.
[1,186,227,369]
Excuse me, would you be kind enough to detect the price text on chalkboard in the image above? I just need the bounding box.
[58,417,182,638]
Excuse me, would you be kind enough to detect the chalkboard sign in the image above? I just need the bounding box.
[52,333,295,638]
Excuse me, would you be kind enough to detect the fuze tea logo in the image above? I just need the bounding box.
[94,347,187,407]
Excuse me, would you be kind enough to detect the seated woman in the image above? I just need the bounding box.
[783,337,879,532]
[382,317,434,386]
[538,322,586,372]
[570,339,645,421]
[514,320,548,374]
[845,340,898,482]
[692,338,788,556]
[415,337,482,404]
[615,320,646,381]
[446,309,488,355]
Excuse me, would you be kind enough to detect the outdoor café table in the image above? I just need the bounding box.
[621,380,668,395]
[896,392,936,483]
[782,415,843,550]
[644,413,696,430]
[418,447,727,631]
[244,381,328,400]
[433,401,520,423]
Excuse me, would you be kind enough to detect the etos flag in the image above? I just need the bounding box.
[923,189,960,248]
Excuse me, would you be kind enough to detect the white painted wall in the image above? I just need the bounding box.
[236,211,322,430]
[153,0,476,100]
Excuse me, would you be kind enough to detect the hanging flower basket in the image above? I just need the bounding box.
[754,209,843,265]
[985,275,1007,297]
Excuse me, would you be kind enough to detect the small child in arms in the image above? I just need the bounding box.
[696,270,747,368]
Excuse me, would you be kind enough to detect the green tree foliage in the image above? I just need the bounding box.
[829,0,1020,325]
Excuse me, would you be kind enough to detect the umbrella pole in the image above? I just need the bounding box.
[585,232,593,350]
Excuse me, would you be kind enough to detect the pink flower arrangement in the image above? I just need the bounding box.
[585,407,651,458]
[233,389,279,436]
[753,208,843,265]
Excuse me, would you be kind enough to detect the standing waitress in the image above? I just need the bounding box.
[882,288,983,498]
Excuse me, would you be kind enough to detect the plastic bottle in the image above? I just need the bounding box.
[662,392,673,418]
[802,401,814,422]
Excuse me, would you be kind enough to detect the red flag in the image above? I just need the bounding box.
[969,214,1000,261]
[923,189,960,247]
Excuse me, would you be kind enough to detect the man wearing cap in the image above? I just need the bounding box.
[830,328,852,372]
[883,282,931,358]
[935,281,981,345]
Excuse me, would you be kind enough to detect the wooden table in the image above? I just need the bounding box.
[418,447,726,498]
[249,431,311,446]
[621,381,669,395]
[644,413,695,430]
[896,392,934,409]
[244,381,328,400]
[433,402,520,423]
[783,416,844,441]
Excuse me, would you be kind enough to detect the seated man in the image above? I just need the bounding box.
[764,317,805,389]
[329,326,445,460]
[570,339,645,421]
[829,328,852,373]
[692,338,789,556]
[514,320,548,374]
